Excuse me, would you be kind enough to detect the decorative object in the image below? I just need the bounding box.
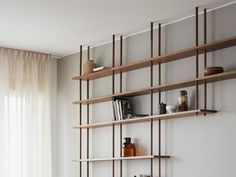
[178,90,188,112]
[123,137,136,157]
[83,60,96,74]
[204,66,224,76]
[166,105,177,114]
[93,66,109,72]
[157,103,167,115]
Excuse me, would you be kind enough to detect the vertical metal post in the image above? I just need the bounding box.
[204,8,207,114]
[120,36,123,93]
[119,35,123,177]
[112,35,115,94]
[150,22,154,112]
[87,46,90,177]
[158,23,162,101]
[150,22,154,177]
[195,7,199,111]
[158,23,162,177]
[87,46,90,60]
[112,34,115,177]
[150,22,154,60]
[79,45,83,177]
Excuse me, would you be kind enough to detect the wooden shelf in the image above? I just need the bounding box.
[73,36,236,81]
[72,155,170,162]
[73,70,236,105]
[73,109,217,129]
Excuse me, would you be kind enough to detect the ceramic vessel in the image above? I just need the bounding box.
[157,103,166,115]
[204,66,224,76]
[83,60,96,74]
[166,105,177,114]
[178,90,188,111]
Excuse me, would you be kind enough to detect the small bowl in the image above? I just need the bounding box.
[166,105,177,114]
[204,67,224,76]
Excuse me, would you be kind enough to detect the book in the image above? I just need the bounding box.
[112,99,118,121]
[132,114,149,117]
[92,66,109,72]
[118,100,122,120]
[116,100,121,120]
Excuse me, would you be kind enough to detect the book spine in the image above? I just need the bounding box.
[116,100,120,120]
[118,100,123,120]
[112,100,117,121]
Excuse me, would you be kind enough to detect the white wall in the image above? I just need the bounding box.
[56,3,236,177]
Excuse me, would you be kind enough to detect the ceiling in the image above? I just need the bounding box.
[0,0,234,58]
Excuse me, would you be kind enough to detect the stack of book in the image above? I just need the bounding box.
[112,97,133,121]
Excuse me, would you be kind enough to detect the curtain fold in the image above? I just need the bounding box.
[0,48,52,177]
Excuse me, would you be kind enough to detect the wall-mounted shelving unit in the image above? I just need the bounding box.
[73,7,236,177]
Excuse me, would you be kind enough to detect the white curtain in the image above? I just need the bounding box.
[0,48,52,177]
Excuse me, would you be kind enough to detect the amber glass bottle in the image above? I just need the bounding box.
[123,137,132,157]
[123,137,136,157]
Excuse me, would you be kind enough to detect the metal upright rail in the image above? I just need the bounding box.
[150,22,154,177]
[87,46,90,177]
[204,8,208,114]
[112,34,115,177]
[195,7,199,112]
[119,35,123,177]
[79,45,83,177]
[158,23,162,177]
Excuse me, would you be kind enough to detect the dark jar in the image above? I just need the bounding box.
[123,137,136,157]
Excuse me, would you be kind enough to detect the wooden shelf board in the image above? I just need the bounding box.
[73,36,236,81]
[72,155,170,162]
[73,87,150,104]
[73,70,236,105]
[73,109,217,129]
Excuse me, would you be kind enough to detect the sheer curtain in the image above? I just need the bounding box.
[0,48,52,177]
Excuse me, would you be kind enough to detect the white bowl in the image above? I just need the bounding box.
[166,105,177,114]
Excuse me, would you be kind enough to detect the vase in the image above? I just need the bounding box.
[83,60,96,74]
